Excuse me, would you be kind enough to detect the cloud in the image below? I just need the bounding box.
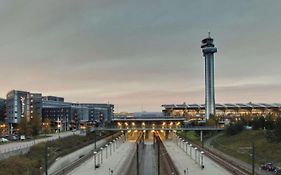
[0,0,280,112]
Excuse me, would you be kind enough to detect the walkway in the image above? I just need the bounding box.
[164,141,232,175]
[67,142,135,175]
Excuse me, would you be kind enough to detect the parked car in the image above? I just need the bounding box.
[20,135,26,141]
[275,168,281,175]
[261,163,276,171]
[0,137,9,142]
[8,135,18,141]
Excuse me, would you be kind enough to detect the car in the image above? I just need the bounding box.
[0,138,9,142]
[261,163,276,172]
[20,135,26,141]
[275,168,281,175]
[8,135,18,141]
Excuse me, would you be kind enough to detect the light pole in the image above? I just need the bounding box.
[185,141,188,153]
[93,151,97,169]
[109,142,112,156]
[194,147,198,163]
[189,144,192,157]
[105,144,108,159]
[100,148,103,164]
[44,142,48,175]
[200,151,204,169]
[252,142,255,175]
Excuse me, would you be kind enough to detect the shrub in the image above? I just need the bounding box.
[225,122,244,136]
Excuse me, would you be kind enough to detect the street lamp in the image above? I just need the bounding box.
[109,142,112,156]
[100,148,103,164]
[200,151,204,169]
[194,147,198,163]
[93,151,97,169]
[105,144,108,159]
[189,144,192,157]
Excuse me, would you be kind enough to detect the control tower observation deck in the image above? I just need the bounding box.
[201,33,217,120]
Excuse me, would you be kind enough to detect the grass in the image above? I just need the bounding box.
[211,130,281,167]
[0,131,115,175]
[177,131,201,145]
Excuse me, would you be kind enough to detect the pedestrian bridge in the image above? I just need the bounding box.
[91,126,224,132]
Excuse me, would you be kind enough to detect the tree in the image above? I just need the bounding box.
[265,115,275,130]
[252,117,265,130]
[225,121,244,136]
[273,116,281,142]
[30,115,41,136]
[18,117,31,136]
[42,118,51,135]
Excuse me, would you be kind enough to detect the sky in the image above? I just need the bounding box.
[0,0,281,112]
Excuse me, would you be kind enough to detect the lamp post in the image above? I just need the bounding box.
[105,144,108,159]
[189,144,192,157]
[194,147,198,163]
[200,151,204,169]
[109,142,112,156]
[44,142,48,175]
[100,148,103,164]
[93,151,97,169]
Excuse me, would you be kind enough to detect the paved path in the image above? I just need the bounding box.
[164,141,232,175]
[0,131,79,154]
[68,142,135,175]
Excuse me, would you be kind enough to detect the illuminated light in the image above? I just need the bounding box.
[143,130,146,133]
[142,122,145,126]
[128,130,131,133]
[132,122,135,126]
[170,122,173,126]
[152,130,155,133]
[125,122,128,126]
[134,130,137,133]
[117,122,122,126]
[160,130,164,133]
[162,122,166,126]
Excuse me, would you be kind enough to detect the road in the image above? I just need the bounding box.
[0,130,79,154]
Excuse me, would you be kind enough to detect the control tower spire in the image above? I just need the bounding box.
[201,33,217,120]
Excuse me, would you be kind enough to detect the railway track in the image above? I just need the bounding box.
[202,147,251,175]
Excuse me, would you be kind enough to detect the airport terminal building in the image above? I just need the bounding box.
[162,103,281,118]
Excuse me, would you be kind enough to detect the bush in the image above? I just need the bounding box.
[225,122,244,136]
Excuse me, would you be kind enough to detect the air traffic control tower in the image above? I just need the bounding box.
[201,33,217,120]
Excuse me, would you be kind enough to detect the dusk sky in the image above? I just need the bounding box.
[0,0,281,112]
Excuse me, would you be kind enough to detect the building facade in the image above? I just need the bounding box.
[0,98,6,122]
[42,97,114,131]
[6,90,42,134]
[162,103,281,119]
[6,90,114,133]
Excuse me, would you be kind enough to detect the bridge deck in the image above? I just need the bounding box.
[91,127,224,131]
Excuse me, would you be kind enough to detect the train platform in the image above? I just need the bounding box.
[163,141,231,175]
[67,141,135,175]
